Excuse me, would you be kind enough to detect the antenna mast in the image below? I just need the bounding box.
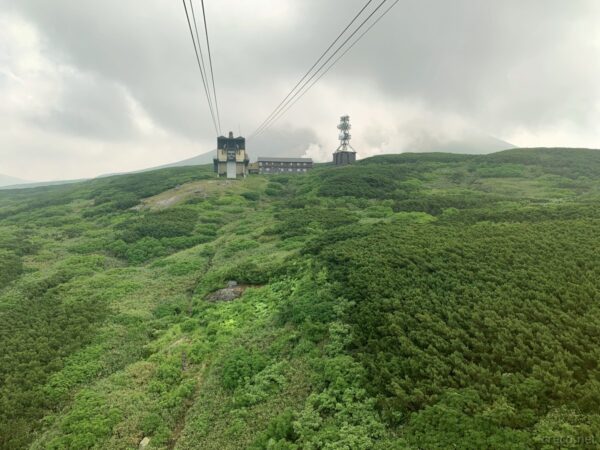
[333,115,357,165]
[336,115,355,152]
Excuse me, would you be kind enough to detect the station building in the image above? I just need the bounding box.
[214,132,249,179]
[257,157,313,174]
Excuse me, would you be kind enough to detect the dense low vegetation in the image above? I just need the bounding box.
[1,148,600,449]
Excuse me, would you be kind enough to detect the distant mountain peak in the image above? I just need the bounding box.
[0,173,28,188]
[402,131,515,155]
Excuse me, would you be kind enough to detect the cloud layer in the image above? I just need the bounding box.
[1,0,600,180]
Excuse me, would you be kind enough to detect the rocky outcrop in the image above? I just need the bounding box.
[139,437,150,449]
[205,281,247,302]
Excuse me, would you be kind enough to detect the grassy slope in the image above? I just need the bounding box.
[1,148,600,449]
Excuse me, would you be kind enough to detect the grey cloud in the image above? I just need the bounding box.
[250,126,319,159]
[328,0,600,129]
[30,73,135,140]
[13,0,599,133]
[9,0,215,138]
[2,0,600,179]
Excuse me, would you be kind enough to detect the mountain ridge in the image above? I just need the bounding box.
[0,173,28,188]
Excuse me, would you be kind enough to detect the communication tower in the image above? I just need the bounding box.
[333,115,356,165]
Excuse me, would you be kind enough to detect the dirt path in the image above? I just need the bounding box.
[167,362,207,450]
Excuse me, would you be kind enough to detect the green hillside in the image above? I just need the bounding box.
[1,148,600,449]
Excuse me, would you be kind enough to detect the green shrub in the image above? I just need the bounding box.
[181,319,197,332]
[222,238,260,257]
[241,191,261,201]
[119,208,198,242]
[0,250,22,289]
[274,207,358,238]
[222,260,277,285]
[221,348,267,391]
[125,237,166,264]
[141,413,164,435]
[265,188,282,197]
[318,170,398,198]
[249,410,298,449]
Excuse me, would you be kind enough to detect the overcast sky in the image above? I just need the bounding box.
[1,0,600,181]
